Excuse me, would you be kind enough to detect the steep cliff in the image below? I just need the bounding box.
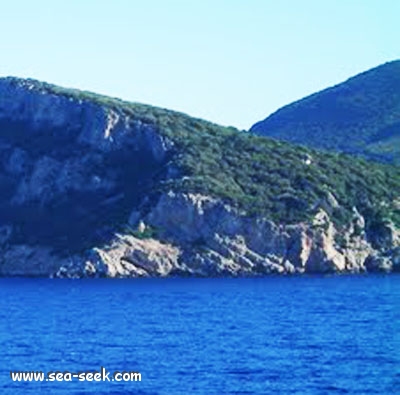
[0,77,399,277]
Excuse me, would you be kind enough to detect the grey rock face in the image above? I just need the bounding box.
[76,191,392,278]
[58,191,397,278]
[0,78,174,259]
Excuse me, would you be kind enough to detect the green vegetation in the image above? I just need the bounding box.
[250,60,400,164]
[161,122,400,228]
[15,76,400,228]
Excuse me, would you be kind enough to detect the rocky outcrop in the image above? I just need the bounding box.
[53,191,399,277]
[0,77,398,277]
[55,235,181,278]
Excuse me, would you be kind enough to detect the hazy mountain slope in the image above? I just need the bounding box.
[0,77,399,276]
[250,60,400,164]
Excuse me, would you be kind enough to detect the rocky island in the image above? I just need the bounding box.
[0,74,399,277]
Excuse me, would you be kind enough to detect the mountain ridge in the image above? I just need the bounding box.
[250,60,400,164]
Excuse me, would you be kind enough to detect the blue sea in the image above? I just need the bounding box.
[0,276,399,394]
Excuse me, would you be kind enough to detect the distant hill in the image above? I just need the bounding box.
[250,60,400,164]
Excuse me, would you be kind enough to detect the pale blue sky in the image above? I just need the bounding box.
[0,0,398,129]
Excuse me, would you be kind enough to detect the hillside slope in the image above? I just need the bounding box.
[0,77,399,277]
[250,60,400,164]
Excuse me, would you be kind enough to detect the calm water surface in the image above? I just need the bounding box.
[0,276,399,394]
